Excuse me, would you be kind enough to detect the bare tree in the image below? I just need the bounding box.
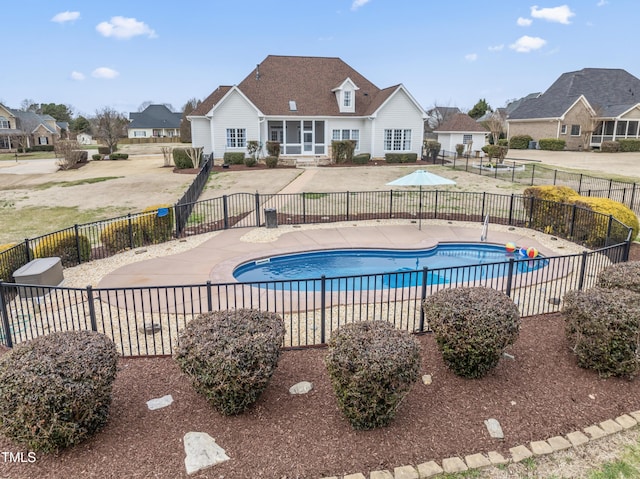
[55,140,84,170]
[578,104,602,151]
[483,111,506,147]
[424,103,460,134]
[93,107,128,154]
[160,146,173,167]
[184,147,203,168]
[138,101,154,112]
[180,98,201,143]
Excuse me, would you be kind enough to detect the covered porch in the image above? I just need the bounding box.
[266,120,326,156]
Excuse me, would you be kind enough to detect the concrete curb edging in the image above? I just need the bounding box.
[320,411,640,479]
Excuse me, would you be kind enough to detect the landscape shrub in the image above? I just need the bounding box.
[422,287,520,378]
[175,309,285,416]
[325,321,420,430]
[92,154,103,161]
[331,140,356,163]
[266,141,281,158]
[352,153,371,164]
[33,231,91,267]
[265,156,278,168]
[385,153,418,163]
[600,140,620,153]
[223,152,246,165]
[97,147,111,155]
[509,135,534,149]
[99,219,144,254]
[109,153,128,160]
[30,145,55,152]
[522,185,579,235]
[138,204,174,244]
[0,331,118,452]
[563,287,640,378]
[596,261,640,293]
[0,243,31,283]
[618,139,640,152]
[538,138,566,151]
[71,150,88,163]
[172,148,194,169]
[455,144,465,157]
[243,156,257,167]
[570,196,639,244]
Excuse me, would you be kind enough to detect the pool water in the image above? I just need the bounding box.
[232,243,548,290]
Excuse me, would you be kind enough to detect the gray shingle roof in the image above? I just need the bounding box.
[508,68,640,120]
[129,104,182,129]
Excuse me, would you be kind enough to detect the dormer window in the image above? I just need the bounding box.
[343,91,352,108]
[0,116,9,129]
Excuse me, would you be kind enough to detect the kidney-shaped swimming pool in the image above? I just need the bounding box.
[232,242,548,290]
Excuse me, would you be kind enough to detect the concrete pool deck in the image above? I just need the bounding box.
[96,219,584,289]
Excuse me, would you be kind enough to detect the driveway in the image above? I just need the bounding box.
[0,158,59,174]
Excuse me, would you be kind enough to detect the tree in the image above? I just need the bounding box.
[93,107,128,154]
[180,98,201,143]
[69,115,92,134]
[424,103,460,133]
[578,103,602,152]
[138,101,154,112]
[20,99,39,112]
[40,103,74,123]
[468,98,492,120]
[483,111,506,147]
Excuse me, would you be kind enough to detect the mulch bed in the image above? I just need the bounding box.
[2,312,640,479]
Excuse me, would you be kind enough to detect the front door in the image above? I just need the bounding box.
[303,121,313,153]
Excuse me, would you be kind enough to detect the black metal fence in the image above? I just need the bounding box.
[436,154,640,215]
[175,154,213,235]
[0,240,628,355]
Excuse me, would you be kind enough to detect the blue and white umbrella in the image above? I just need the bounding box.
[386,170,456,230]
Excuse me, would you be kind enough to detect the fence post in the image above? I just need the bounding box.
[631,184,637,212]
[608,179,613,199]
[481,192,486,221]
[511,161,516,183]
[433,190,438,219]
[345,191,350,221]
[206,280,213,312]
[223,195,229,229]
[606,215,613,245]
[508,194,514,225]
[569,204,577,238]
[86,285,98,332]
[505,258,515,297]
[74,224,82,265]
[254,192,260,227]
[0,282,13,348]
[553,169,557,185]
[127,213,134,249]
[24,238,31,262]
[389,190,394,219]
[530,164,536,186]
[419,267,428,332]
[578,174,583,193]
[577,251,588,290]
[302,193,307,224]
[320,275,326,345]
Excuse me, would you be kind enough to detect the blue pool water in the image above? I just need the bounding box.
[232,243,549,290]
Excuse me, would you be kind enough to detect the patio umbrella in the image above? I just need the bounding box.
[386,169,456,230]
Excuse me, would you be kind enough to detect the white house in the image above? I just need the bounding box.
[188,55,426,160]
[434,113,488,155]
[128,104,182,139]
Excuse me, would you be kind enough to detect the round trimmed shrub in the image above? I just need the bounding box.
[325,321,420,430]
[172,148,194,169]
[597,261,640,293]
[0,331,118,452]
[100,219,144,254]
[139,204,174,244]
[563,287,640,378]
[33,231,91,267]
[243,156,257,167]
[509,135,533,149]
[265,156,278,168]
[175,309,285,416]
[423,287,520,378]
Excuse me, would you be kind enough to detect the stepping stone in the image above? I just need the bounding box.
[442,457,468,473]
[484,418,504,439]
[566,430,589,446]
[509,445,533,462]
[547,436,572,451]
[416,461,443,477]
[394,465,419,479]
[183,432,229,475]
[487,451,509,465]
[530,440,553,455]
[146,394,173,410]
[289,381,313,395]
[465,453,491,469]
[616,414,638,429]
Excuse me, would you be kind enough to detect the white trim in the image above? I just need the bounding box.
[210,86,264,116]
[371,85,427,119]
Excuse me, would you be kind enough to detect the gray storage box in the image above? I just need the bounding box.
[13,257,64,298]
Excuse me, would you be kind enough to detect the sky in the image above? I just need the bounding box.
[1,0,638,118]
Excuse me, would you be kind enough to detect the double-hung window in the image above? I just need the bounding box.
[384,129,412,151]
[0,117,9,129]
[570,125,581,136]
[343,91,352,108]
[226,128,246,148]
[332,129,360,150]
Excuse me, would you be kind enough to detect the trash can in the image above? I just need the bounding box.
[264,208,277,228]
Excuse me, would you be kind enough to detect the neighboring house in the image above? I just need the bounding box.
[189,55,426,159]
[0,104,61,150]
[507,68,640,150]
[76,132,95,145]
[424,106,462,139]
[128,104,182,139]
[434,113,487,155]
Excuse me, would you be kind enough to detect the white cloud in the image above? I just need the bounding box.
[509,35,547,53]
[517,17,532,26]
[70,71,85,81]
[351,0,371,11]
[488,44,504,52]
[465,53,478,62]
[530,5,575,24]
[597,0,608,6]
[51,11,80,23]
[96,16,157,39]
[92,67,119,79]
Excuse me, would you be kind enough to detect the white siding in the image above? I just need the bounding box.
[190,118,212,154]
[212,90,260,159]
[437,132,486,154]
[373,89,424,158]
[327,119,370,154]
[127,128,152,139]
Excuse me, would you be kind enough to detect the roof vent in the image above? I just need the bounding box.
[289,100,297,111]
[256,64,260,80]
